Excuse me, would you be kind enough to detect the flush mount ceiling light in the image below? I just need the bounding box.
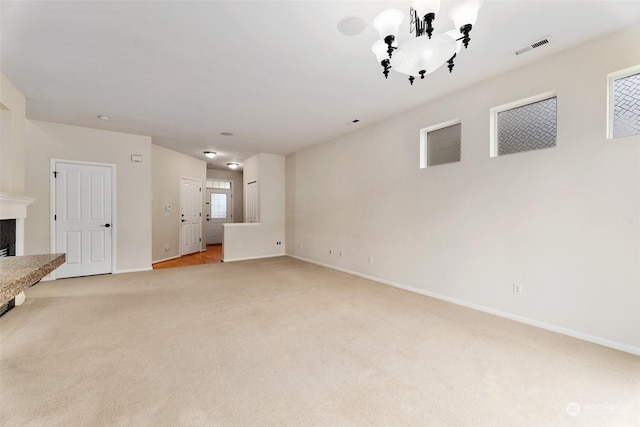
[97,115,110,120]
[371,0,482,85]
[227,163,239,169]
[338,16,366,36]
[220,132,234,137]
[204,151,217,158]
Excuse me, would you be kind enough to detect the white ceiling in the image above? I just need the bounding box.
[2,0,639,170]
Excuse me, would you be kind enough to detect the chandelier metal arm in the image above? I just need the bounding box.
[384,35,397,57]
[447,53,457,73]
[411,9,436,39]
[381,59,391,79]
[460,24,473,48]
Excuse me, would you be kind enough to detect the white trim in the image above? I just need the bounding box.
[0,194,35,256]
[606,64,640,139]
[419,118,461,169]
[0,192,36,220]
[205,184,234,243]
[50,159,116,279]
[152,255,180,264]
[179,176,203,256]
[113,267,153,274]
[489,90,556,158]
[288,254,640,356]
[223,254,285,263]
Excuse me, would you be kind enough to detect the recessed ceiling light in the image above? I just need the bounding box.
[337,16,366,36]
[220,132,234,137]
[227,163,239,169]
[97,115,110,120]
[204,151,216,158]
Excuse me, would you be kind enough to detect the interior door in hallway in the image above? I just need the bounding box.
[180,177,201,255]
[206,185,233,244]
[54,161,113,278]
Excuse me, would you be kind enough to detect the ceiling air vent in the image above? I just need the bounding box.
[515,36,551,55]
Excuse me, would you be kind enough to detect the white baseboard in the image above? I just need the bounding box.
[223,254,286,263]
[114,267,153,274]
[152,255,180,264]
[288,254,640,356]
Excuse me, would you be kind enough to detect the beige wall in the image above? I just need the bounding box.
[0,73,26,195]
[206,168,243,223]
[25,120,152,273]
[286,26,640,353]
[152,144,206,263]
[224,153,285,261]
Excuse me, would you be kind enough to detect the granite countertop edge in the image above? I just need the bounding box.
[0,254,66,306]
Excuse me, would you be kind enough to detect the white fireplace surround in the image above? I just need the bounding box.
[0,192,35,256]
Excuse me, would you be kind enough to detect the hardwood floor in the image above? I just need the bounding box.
[152,244,223,269]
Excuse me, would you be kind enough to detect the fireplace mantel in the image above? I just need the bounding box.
[0,192,36,220]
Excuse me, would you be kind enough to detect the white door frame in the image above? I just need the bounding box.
[50,159,117,280]
[179,176,203,255]
[205,180,233,244]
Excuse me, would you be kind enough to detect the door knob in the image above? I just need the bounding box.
[102,223,111,228]
[181,219,186,222]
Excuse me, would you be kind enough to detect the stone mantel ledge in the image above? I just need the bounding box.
[0,254,66,306]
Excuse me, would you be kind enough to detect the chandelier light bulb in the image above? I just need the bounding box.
[451,0,481,28]
[373,9,403,39]
[445,29,463,52]
[371,40,388,62]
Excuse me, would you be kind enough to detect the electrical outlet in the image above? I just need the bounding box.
[338,251,343,258]
[368,256,374,264]
[513,283,523,295]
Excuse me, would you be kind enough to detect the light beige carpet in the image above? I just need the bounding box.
[1,256,638,426]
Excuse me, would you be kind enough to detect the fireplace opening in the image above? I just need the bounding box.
[0,219,16,257]
[0,219,16,316]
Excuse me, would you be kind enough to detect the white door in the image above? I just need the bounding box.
[54,162,113,278]
[206,187,233,244]
[180,177,201,255]
[246,181,259,223]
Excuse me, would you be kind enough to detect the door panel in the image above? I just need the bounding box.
[206,186,232,244]
[55,162,112,278]
[180,177,202,255]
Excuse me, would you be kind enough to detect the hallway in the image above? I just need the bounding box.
[152,244,222,269]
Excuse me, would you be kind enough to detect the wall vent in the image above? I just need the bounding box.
[515,36,551,55]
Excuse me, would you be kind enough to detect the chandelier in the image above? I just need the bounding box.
[371,0,482,85]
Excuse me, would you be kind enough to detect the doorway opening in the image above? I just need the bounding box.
[205,179,233,245]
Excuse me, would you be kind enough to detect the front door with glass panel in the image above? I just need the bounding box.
[205,180,233,244]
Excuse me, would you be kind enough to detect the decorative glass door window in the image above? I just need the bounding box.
[211,193,227,219]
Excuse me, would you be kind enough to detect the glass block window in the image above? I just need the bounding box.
[420,119,461,169]
[426,123,461,166]
[611,72,640,138]
[210,193,227,219]
[206,179,231,189]
[496,96,557,156]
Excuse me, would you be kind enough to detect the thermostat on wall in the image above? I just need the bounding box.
[131,155,143,162]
